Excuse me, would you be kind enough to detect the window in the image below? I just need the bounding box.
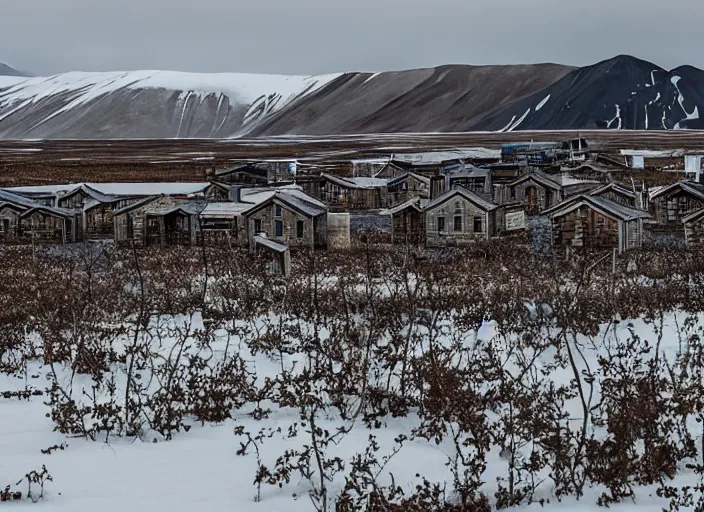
[473,216,483,233]
[275,219,283,237]
[454,215,462,232]
[275,205,282,217]
[296,220,305,239]
[254,218,262,234]
[437,217,446,232]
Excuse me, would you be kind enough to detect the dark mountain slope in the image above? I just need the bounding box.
[248,63,575,135]
[477,55,704,131]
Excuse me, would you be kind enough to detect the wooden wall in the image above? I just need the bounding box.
[246,201,322,249]
[652,190,704,226]
[552,206,620,251]
[685,216,704,250]
[510,180,562,214]
[425,196,494,247]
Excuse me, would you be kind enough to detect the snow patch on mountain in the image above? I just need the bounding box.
[535,94,550,111]
[671,75,699,129]
[0,70,341,130]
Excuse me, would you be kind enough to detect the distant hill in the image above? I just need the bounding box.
[0,56,702,138]
[0,62,30,77]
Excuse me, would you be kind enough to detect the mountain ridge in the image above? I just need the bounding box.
[0,55,702,138]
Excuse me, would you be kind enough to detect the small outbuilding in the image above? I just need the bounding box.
[683,208,704,250]
[424,188,502,247]
[544,194,652,253]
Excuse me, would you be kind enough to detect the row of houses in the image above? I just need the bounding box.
[384,177,704,253]
[0,182,337,251]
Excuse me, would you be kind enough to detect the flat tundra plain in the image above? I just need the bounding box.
[1,130,704,186]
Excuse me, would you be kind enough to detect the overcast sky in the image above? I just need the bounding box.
[1,0,702,76]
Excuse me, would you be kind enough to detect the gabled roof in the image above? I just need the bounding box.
[0,189,45,209]
[544,194,651,222]
[508,169,562,191]
[682,208,704,224]
[424,187,498,213]
[381,196,426,216]
[589,182,637,200]
[19,205,77,219]
[244,191,327,219]
[373,161,407,178]
[113,196,160,216]
[649,180,704,202]
[56,184,121,207]
[387,172,431,188]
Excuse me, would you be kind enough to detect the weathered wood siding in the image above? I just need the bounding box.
[0,205,22,240]
[390,209,425,245]
[652,190,704,226]
[321,182,386,211]
[246,200,322,249]
[685,216,704,250]
[19,212,71,243]
[510,179,562,214]
[388,176,429,208]
[57,190,88,210]
[425,196,493,247]
[552,206,621,251]
[625,219,643,249]
[85,204,115,238]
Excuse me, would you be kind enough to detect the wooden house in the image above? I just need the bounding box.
[244,192,328,250]
[318,174,388,211]
[383,197,427,246]
[431,165,492,200]
[544,195,651,253]
[589,182,639,208]
[18,206,82,244]
[649,180,704,228]
[504,170,564,214]
[424,188,503,247]
[113,197,201,247]
[0,190,81,243]
[683,208,704,250]
[386,172,430,208]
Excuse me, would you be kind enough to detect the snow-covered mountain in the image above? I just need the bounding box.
[0,70,342,138]
[0,56,703,138]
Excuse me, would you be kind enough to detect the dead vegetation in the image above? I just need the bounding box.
[2,239,704,509]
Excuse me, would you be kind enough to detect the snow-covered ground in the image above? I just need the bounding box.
[2,306,702,511]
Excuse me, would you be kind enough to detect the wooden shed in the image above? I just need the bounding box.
[545,195,652,253]
[649,180,704,228]
[253,235,291,277]
[244,192,328,250]
[505,170,564,214]
[386,172,430,208]
[588,182,639,208]
[383,197,427,246]
[113,197,201,247]
[18,206,82,244]
[319,174,388,211]
[424,188,502,247]
[683,208,704,250]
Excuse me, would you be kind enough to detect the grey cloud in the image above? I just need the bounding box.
[0,0,703,76]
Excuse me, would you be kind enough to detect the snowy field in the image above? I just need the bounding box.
[2,245,704,511]
[2,312,702,511]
